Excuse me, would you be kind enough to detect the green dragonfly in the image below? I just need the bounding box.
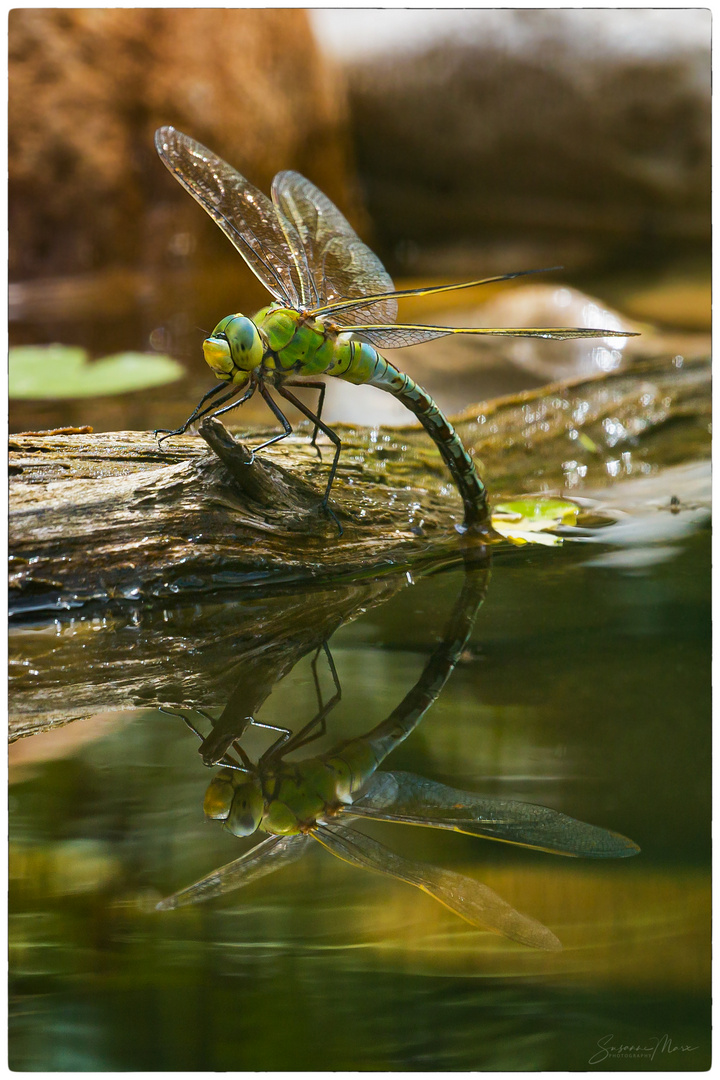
[154,127,636,532]
[157,568,639,950]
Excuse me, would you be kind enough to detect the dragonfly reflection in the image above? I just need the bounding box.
[158,566,638,950]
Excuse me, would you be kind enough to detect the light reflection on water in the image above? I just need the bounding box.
[9,525,710,1070]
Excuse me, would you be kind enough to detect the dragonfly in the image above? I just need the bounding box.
[157,568,639,950]
[154,127,637,532]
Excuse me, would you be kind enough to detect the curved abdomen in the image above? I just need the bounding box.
[328,338,488,528]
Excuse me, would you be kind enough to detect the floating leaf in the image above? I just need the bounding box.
[491,497,580,546]
[9,345,184,400]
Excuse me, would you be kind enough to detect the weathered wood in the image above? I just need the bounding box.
[8,575,408,741]
[9,351,710,613]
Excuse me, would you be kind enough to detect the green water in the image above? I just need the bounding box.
[9,523,710,1071]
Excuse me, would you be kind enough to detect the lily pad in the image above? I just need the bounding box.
[9,345,184,400]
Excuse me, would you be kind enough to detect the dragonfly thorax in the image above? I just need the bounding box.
[255,307,338,377]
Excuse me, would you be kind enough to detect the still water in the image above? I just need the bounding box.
[9,519,710,1070]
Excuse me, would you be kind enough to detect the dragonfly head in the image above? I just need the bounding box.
[203,314,263,380]
[203,770,264,835]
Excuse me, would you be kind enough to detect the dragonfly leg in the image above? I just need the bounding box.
[251,718,294,761]
[275,384,343,536]
[271,721,324,759]
[186,380,257,428]
[285,379,326,460]
[272,642,343,758]
[154,382,241,443]
[159,704,206,739]
[154,382,226,439]
[194,712,253,770]
[313,641,342,716]
[160,706,250,772]
[229,734,255,771]
[243,383,295,464]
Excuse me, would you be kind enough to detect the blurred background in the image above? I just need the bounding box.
[9,8,710,433]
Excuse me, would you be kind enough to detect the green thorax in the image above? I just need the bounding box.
[255,306,337,376]
[259,735,379,834]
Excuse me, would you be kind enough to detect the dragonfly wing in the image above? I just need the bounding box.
[346,323,637,349]
[351,326,452,349]
[155,127,309,307]
[271,171,397,325]
[307,267,562,321]
[353,771,639,858]
[313,823,561,950]
[156,833,312,910]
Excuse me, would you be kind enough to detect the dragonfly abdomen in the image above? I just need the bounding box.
[338,345,488,528]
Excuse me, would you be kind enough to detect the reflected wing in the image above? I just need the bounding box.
[271,171,397,325]
[344,323,637,350]
[313,823,561,951]
[156,833,312,910]
[155,127,310,307]
[352,772,639,858]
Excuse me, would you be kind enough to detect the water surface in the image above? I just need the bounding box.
[9,520,710,1070]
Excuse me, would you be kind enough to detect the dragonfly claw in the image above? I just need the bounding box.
[154,426,186,445]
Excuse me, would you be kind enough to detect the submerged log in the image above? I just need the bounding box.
[9,351,710,612]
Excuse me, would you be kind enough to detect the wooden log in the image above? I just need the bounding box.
[10,352,710,614]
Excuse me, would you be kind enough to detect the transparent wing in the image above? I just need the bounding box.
[156,833,312,910]
[271,170,397,325]
[351,772,639,858]
[306,267,562,320]
[352,326,452,348]
[155,126,310,307]
[345,323,638,350]
[313,823,561,951]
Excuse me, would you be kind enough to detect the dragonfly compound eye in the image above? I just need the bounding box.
[225,782,264,837]
[224,315,264,371]
[203,772,235,820]
[202,334,234,376]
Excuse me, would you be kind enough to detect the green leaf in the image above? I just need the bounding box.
[9,345,184,400]
[494,497,580,526]
[491,497,580,547]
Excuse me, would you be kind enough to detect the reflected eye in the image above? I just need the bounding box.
[225,783,264,837]
[203,774,234,820]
